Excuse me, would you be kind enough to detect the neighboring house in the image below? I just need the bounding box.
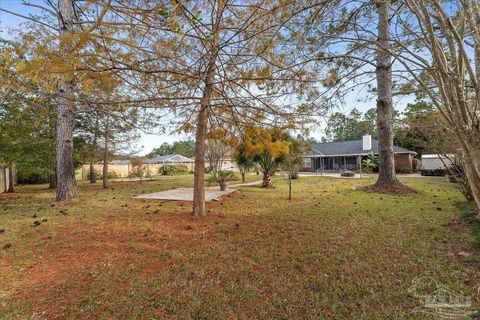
[143,154,195,175]
[110,160,131,165]
[144,154,195,165]
[302,134,416,173]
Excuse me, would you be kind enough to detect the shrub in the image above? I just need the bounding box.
[107,171,119,179]
[399,167,411,174]
[129,168,145,178]
[162,164,189,175]
[16,168,49,184]
[218,169,237,181]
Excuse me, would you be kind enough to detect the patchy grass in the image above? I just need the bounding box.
[0,175,478,319]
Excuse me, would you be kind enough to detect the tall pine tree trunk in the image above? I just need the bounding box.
[49,172,57,189]
[103,115,109,189]
[89,160,95,183]
[7,164,15,193]
[193,105,209,217]
[192,0,223,217]
[56,0,78,201]
[374,0,398,186]
[90,113,99,183]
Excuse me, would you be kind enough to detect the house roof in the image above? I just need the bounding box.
[306,139,415,157]
[110,160,131,165]
[144,154,195,164]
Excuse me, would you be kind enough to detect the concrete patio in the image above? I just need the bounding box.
[135,187,237,201]
[134,178,267,202]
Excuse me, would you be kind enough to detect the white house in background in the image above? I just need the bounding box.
[109,160,131,165]
[144,154,195,164]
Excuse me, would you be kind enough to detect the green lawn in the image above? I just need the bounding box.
[0,175,478,319]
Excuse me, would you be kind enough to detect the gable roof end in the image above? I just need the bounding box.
[144,154,195,164]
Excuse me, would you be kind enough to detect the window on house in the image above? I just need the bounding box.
[303,158,312,167]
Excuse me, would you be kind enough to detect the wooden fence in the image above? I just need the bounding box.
[75,163,196,180]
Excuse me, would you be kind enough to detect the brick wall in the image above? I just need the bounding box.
[394,153,413,173]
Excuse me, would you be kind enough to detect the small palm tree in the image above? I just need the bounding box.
[362,152,378,174]
[209,169,237,191]
[235,144,255,182]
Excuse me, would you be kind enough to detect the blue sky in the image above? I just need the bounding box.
[0,0,415,155]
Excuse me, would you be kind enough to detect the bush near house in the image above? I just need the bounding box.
[398,167,411,174]
[161,164,189,176]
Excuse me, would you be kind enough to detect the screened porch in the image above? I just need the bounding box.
[312,156,363,172]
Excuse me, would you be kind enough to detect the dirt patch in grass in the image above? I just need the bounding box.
[5,210,220,318]
[362,181,417,195]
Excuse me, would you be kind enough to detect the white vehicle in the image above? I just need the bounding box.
[421,154,454,176]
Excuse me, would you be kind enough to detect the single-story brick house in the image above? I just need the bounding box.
[302,135,416,173]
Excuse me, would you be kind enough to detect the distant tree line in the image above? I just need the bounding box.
[147,140,196,159]
[323,101,446,157]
